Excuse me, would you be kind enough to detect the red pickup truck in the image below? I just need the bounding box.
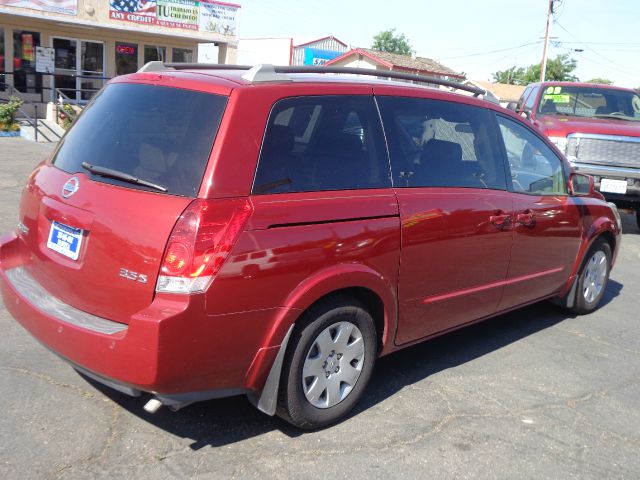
[510,82,640,228]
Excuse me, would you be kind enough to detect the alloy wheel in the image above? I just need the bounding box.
[301,321,365,409]
[582,250,607,303]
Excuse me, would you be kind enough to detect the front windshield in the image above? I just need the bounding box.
[536,85,640,122]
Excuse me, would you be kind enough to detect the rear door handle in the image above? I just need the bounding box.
[516,210,536,227]
[489,213,511,228]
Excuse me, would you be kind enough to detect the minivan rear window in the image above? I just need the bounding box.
[52,83,227,197]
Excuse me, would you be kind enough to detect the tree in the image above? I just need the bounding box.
[492,66,527,85]
[585,78,613,85]
[492,54,578,85]
[372,29,412,56]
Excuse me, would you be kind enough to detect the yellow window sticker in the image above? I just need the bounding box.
[553,86,562,94]
[546,86,554,94]
[543,94,570,103]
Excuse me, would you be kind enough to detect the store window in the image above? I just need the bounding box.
[13,30,42,94]
[172,48,193,63]
[115,42,138,76]
[144,45,166,64]
[53,38,105,102]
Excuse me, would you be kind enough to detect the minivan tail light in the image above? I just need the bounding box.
[156,198,253,294]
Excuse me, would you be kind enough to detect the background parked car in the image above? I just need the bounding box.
[508,82,640,228]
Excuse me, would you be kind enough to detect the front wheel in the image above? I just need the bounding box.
[276,296,377,429]
[571,239,612,314]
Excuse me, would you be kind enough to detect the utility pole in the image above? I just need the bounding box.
[540,0,554,82]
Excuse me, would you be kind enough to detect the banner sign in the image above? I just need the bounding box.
[108,0,239,33]
[109,0,156,25]
[199,0,239,35]
[303,48,342,66]
[0,0,77,15]
[157,0,199,30]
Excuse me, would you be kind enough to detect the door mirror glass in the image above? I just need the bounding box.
[569,172,594,196]
[505,101,518,111]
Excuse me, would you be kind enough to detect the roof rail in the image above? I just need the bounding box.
[138,63,485,97]
[138,61,166,73]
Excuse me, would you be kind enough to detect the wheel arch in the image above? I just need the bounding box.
[558,216,619,304]
[265,264,397,357]
[245,264,397,415]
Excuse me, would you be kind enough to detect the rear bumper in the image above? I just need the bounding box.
[0,232,286,398]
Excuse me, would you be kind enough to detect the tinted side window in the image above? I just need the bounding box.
[524,86,540,111]
[252,96,390,194]
[377,96,507,190]
[496,115,567,195]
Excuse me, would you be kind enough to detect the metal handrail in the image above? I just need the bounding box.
[1,71,110,103]
[1,71,110,80]
[1,82,62,142]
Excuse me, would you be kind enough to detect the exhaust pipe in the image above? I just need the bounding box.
[143,398,163,414]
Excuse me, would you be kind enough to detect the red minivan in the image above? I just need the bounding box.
[0,64,621,429]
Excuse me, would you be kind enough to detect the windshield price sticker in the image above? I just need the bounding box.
[543,93,571,103]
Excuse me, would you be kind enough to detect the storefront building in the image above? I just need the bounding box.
[0,0,239,105]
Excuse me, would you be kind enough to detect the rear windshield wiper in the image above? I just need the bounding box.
[81,162,168,192]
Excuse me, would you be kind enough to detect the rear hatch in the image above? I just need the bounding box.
[18,82,228,324]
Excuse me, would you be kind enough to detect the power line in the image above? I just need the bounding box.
[554,21,640,78]
[437,40,542,60]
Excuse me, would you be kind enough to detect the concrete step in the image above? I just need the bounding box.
[17,118,64,143]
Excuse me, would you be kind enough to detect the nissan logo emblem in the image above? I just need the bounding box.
[62,177,80,198]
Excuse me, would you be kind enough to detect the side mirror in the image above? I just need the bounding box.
[506,101,518,111]
[520,107,532,120]
[569,172,594,196]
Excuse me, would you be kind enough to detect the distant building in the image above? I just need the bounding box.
[237,37,293,66]
[325,48,464,83]
[0,0,239,105]
[465,80,526,107]
[292,36,348,66]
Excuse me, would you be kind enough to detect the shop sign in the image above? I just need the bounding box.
[303,48,342,66]
[35,46,55,73]
[109,0,157,25]
[199,0,240,36]
[157,0,199,31]
[0,0,77,15]
[116,45,136,56]
[107,0,240,35]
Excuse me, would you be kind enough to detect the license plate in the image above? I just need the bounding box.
[600,178,627,194]
[46,221,84,260]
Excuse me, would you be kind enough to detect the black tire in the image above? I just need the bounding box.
[276,295,377,429]
[636,208,640,231]
[571,239,612,315]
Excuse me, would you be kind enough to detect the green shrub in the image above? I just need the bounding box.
[0,96,23,132]
[58,103,76,130]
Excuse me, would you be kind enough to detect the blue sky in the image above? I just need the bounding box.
[237,0,640,88]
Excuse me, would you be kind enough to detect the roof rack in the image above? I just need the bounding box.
[137,62,485,97]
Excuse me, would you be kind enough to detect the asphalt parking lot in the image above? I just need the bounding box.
[0,137,639,479]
